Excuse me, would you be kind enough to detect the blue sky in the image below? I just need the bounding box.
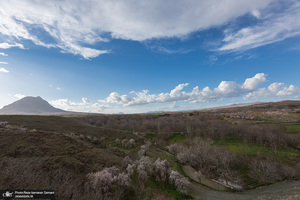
[0,0,300,113]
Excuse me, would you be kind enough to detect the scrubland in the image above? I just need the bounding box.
[0,101,299,199]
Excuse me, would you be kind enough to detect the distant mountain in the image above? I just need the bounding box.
[147,110,167,114]
[203,102,262,110]
[0,96,67,115]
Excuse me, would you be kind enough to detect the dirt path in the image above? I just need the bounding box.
[189,180,300,200]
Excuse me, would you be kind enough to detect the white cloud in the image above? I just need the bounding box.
[50,99,83,109]
[244,82,300,100]
[56,87,61,91]
[0,62,8,64]
[219,1,300,51]
[15,94,26,99]
[241,73,267,90]
[277,85,300,96]
[251,10,261,19]
[59,43,109,59]
[156,83,190,104]
[268,82,284,93]
[0,43,24,49]
[0,0,272,58]
[0,67,9,73]
[50,98,109,112]
[0,52,8,56]
[101,73,269,106]
[82,97,90,104]
[103,92,133,105]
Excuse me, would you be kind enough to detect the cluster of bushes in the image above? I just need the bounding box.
[0,121,27,132]
[137,157,189,194]
[87,166,131,199]
[0,157,93,200]
[249,157,300,184]
[86,156,190,198]
[115,138,136,149]
[168,139,243,185]
[167,138,300,186]
[137,156,189,194]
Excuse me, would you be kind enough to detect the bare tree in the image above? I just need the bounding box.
[249,158,281,184]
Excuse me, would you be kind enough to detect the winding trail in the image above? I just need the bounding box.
[189,180,300,200]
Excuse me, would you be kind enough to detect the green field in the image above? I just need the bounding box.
[214,136,300,165]
[167,134,186,144]
[285,124,300,133]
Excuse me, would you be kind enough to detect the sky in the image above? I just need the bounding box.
[0,0,300,114]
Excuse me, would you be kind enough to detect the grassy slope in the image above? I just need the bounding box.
[0,115,144,173]
[0,115,140,199]
[0,115,135,141]
[0,115,181,199]
[0,129,123,172]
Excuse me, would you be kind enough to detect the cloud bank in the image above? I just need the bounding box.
[50,73,300,113]
[244,83,300,100]
[219,1,300,51]
[0,0,273,59]
[101,73,269,106]
[50,98,109,112]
